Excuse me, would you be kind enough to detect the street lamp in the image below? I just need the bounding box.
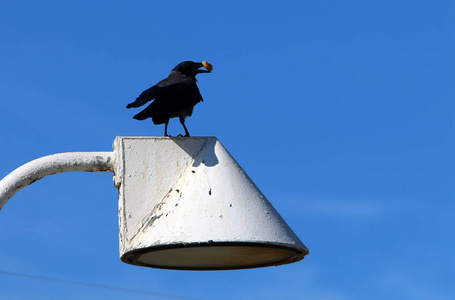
[0,137,309,270]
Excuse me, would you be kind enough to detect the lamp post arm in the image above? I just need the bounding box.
[0,152,114,210]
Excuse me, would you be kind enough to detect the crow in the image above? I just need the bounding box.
[126,61,213,137]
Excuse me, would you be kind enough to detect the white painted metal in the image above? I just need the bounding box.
[0,137,309,270]
[0,152,114,210]
[114,137,309,270]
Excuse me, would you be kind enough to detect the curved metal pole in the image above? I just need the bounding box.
[0,152,114,210]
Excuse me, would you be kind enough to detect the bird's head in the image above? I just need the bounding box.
[173,61,213,80]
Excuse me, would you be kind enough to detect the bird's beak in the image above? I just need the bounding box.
[197,61,213,73]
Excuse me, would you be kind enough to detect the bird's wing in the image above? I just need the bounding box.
[126,73,192,109]
[154,74,203,103]
[126,85,159,108]
[127,73,202,109]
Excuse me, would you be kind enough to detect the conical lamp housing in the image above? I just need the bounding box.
[114,136,309,270]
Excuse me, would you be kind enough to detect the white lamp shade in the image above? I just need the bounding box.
[114,137,309,270]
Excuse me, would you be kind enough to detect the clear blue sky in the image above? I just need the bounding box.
[0,0,454,299]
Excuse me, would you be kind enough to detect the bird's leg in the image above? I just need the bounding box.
[179,116,190,137]
[164,121,171,137]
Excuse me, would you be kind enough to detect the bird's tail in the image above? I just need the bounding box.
[132,109,151,120]
[133,104,168,124]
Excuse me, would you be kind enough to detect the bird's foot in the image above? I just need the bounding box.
[177,134,190,137]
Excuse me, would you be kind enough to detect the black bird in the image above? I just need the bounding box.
[126,61,213,137]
